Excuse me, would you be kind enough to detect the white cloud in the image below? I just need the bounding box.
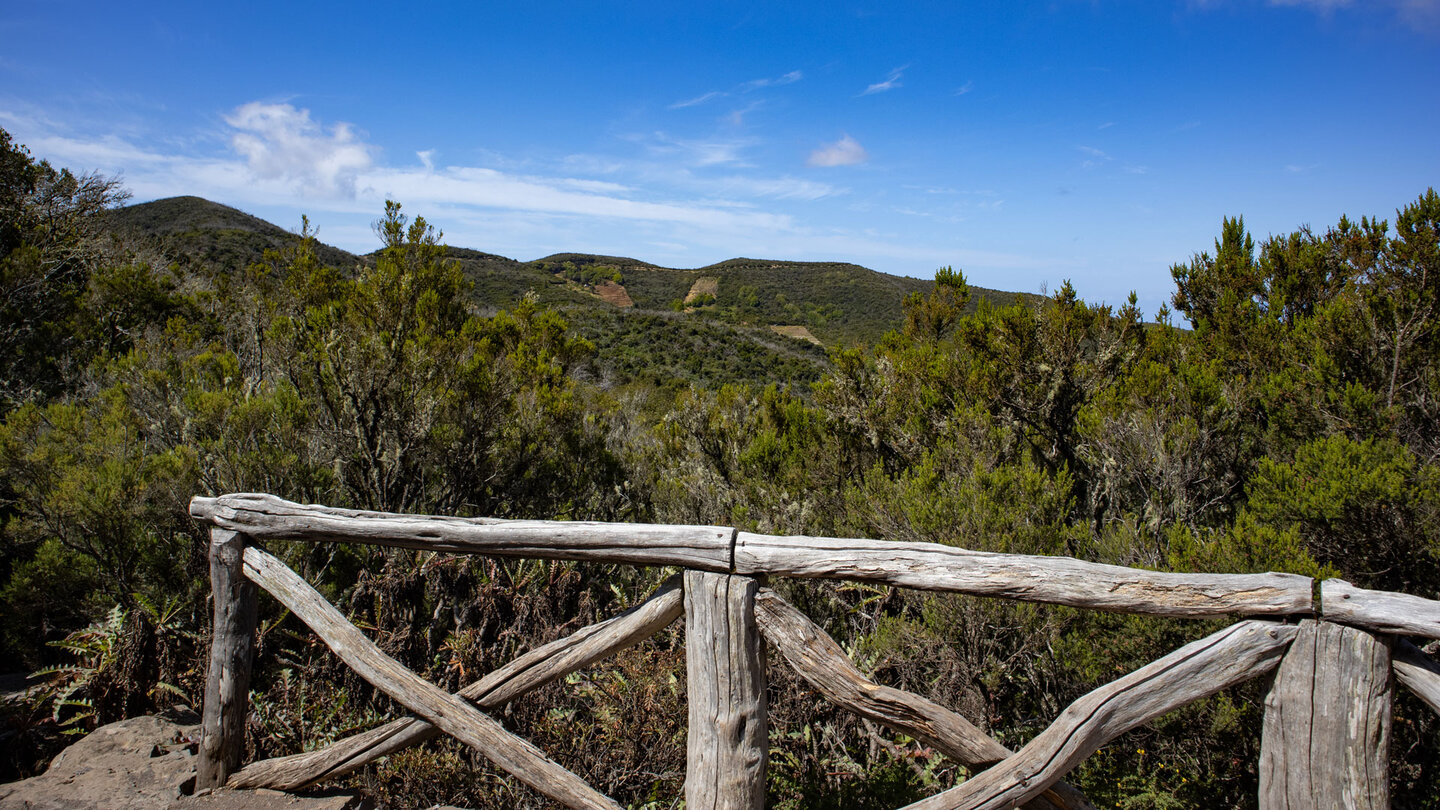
[807,134,869,167]
[224,102,373,197]
[417,149,435,171]
[740,70,803,91]
[954,80,974,96]
[669,91,724,109]
[708,175,841,200]
[670,70,802,111]
[366,165,793,230]
[727,101,763,127]
[861,66,906,96]
[641,132,753,167]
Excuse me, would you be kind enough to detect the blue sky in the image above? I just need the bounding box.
[2,1,1437,314]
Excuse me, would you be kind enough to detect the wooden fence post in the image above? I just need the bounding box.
[685,570,767,810]
[1259,619,1392,809]
[197,528,258,789]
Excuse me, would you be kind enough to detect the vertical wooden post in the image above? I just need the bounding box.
[684,570,767,810]
[197,528,259,789]
[1259,619,1392,808]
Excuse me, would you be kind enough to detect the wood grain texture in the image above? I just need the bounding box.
[196,529,257,790]
[241,546,622,810]
[736,532,1314,618]
[1394,640,1440,717]
[192,494,1325,620]
[230,575,684,791]
[1321,578,1440,640]
[1260,620,1392,809]
[901,620,1298,810]
[192,493,732,571]
[753,588,1095,810]
[685,571,767,810]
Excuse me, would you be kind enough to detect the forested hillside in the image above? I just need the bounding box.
[2,126,1437,808]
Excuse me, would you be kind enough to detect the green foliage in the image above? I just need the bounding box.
[902,265,970,342]
[0,127,130,409]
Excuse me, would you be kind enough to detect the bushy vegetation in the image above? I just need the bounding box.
[2,126,1437,807]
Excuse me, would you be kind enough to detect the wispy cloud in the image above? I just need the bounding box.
[954,80,974,96]
[726,101,763,127]
[225,102,373,197]
[709,174,841,200]
[669,91,724,109]
[669,70,803,110]
[1077,144,1113,169]
[740,70,803,91]
[641,131,753,167]
[808,134,869,167]
[861,66,907,96]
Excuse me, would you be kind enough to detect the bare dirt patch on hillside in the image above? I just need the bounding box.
[684,277,719,304]
[593,280,634,307]
[769,325,823,346]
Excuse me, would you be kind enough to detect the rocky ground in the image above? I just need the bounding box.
[0,716,378,810]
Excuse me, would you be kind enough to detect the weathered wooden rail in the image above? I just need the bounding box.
[190,493,1440,809]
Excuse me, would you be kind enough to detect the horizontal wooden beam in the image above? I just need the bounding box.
[1394,640,1440,717]
[230,574,684,791]
[753,588,1094,810]
[736,532,1313,618]
[1321,579,1440,641]
[192,494,733,571]
[900,620,1298,810]
[192,495,1319,620]
[241,545,622,810]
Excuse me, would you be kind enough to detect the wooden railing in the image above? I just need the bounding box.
[189,493,1440,810]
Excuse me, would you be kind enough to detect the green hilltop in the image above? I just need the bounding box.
[105,196,1041,391]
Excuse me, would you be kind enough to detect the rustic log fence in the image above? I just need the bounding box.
[189,493,1440,809]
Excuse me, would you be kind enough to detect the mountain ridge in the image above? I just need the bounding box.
[103,195,1043,390]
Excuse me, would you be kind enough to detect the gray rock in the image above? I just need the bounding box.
[0,716,368,810]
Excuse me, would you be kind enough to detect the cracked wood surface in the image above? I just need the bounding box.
[192,493,733,571]
[736,532,1313,617]
[1321,578,1440,641]
[197,529,257,790]
[1260,620,1392,809]
[684,571,767,810]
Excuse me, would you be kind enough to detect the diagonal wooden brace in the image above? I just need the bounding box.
[230,573,683,790]
[754,587,1095,810]
[241,545,623,810]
